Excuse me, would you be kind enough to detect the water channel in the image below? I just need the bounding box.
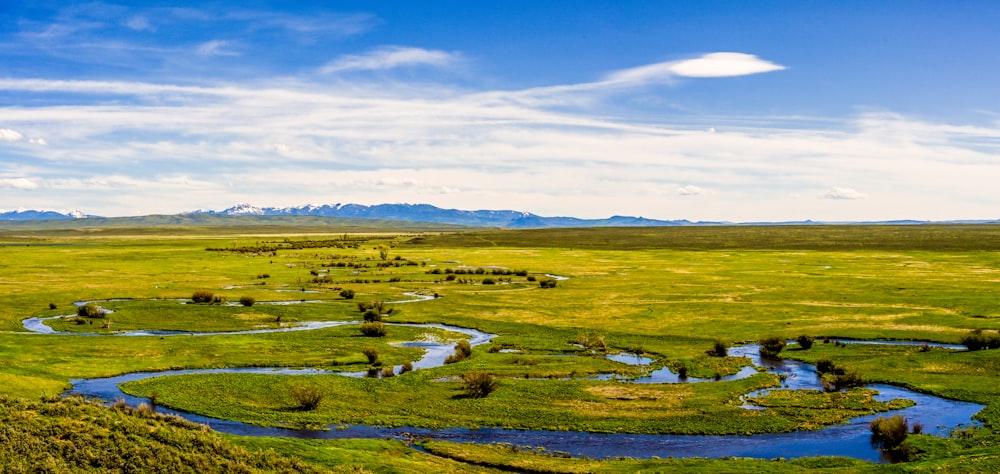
[21,297,984,463]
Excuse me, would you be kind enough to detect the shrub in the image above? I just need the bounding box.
[796,335,815,350]
[77,302,106,318]
[526,275,537,282]
[707,340,729,357]
[815,358,837,374]
[211,295,226,305]
[482,278,496,285]
[870,415,913,454]
[445,339,473,364]
[961,329,1000,351]
[191,290,215,303]
[362,346,379,364]
[824,368,864,391]
[539,278,558,288]
[381,366,395,378]
[48,303,58,310]
[676,365,689,379]
[339,289,355,299]
[360,321,386,337]
[291,385,324,410]
[239,296,255,307]
[462,371,499,399]
[575,333,608,352]
[400,361,413,373]
[363,309,382,322]
[759,336,786,359]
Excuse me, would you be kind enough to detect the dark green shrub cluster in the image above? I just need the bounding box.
[290,385,324,410]
[961,329,1000,351]
[538,278,558,288]
[77,302,106,318]
[815,358,864,391]
[758,336,786,359]
[482,278,496,285]
[400,361,413,373]
[796,335,815,350]
[706,340,729,357]
[191,290,215,303]
[339,289,355,299]
[239,296,255,307]
[48,303,57,310]
[461,371,500,398]
[870,415,923,461]
[445,339,473,364]
[360,321,386,337]
[362,346,379,364]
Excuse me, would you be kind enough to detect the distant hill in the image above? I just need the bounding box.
[188,203,702,228]
[3,203,998,228]
[0,209,92,221]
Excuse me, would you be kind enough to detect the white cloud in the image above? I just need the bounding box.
[0,129,24,142]
[605,52,785,85]
[823,187,868,200]
[0,178,39,190]
[668,52,786,78]
[196,40,238,57]
[322,46,458,73]
[124,16,153,31]
[678,185,707,196]
[3,74,1000,221]
[29,138,47,145]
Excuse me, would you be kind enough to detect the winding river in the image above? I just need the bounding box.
[21,294,983,463]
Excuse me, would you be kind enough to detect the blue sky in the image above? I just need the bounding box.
[2,1,1000,221]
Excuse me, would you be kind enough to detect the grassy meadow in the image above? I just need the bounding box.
[2,222,1000,471]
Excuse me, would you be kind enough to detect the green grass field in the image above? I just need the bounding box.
[3,222,1000,471]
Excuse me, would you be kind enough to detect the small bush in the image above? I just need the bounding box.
[575,333,608,352]
[211,295,226,305]
[707,340,729,357]
[191,290,215,303]
[339,289,355,299]
[526,275,537,282]
[961,329,1000,351]
[462,371,499,399]
[291,385,324,410]
[360,321,386,337]
[363,309,382,322]
[482,278,496,285]
[539,278,558,288]
[870,415,911,452]
[676,365,688,379]
[759,336,786,359]
[400,361,413,373]
[796,335,815,350]
[815,358,837,374]
[381,366,395,378]
[239,296,255,307]
[362,346,379,364]
[77,302,106,318]
[824,368,864,391]
[48,303,58,310]
[445,339,473,364]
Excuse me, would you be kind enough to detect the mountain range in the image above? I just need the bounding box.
[2,203,998,227]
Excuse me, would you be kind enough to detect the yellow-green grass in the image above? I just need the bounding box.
[4,224,1000,471]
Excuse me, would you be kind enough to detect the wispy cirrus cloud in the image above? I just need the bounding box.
[489,52,785,106]
[321,46,459,73]
[2,52,998,221]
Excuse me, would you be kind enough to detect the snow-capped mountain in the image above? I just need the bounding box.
[0,209,95,221]
[191,203,694,228]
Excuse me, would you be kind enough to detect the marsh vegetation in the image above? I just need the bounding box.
[3,223,1000,471]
